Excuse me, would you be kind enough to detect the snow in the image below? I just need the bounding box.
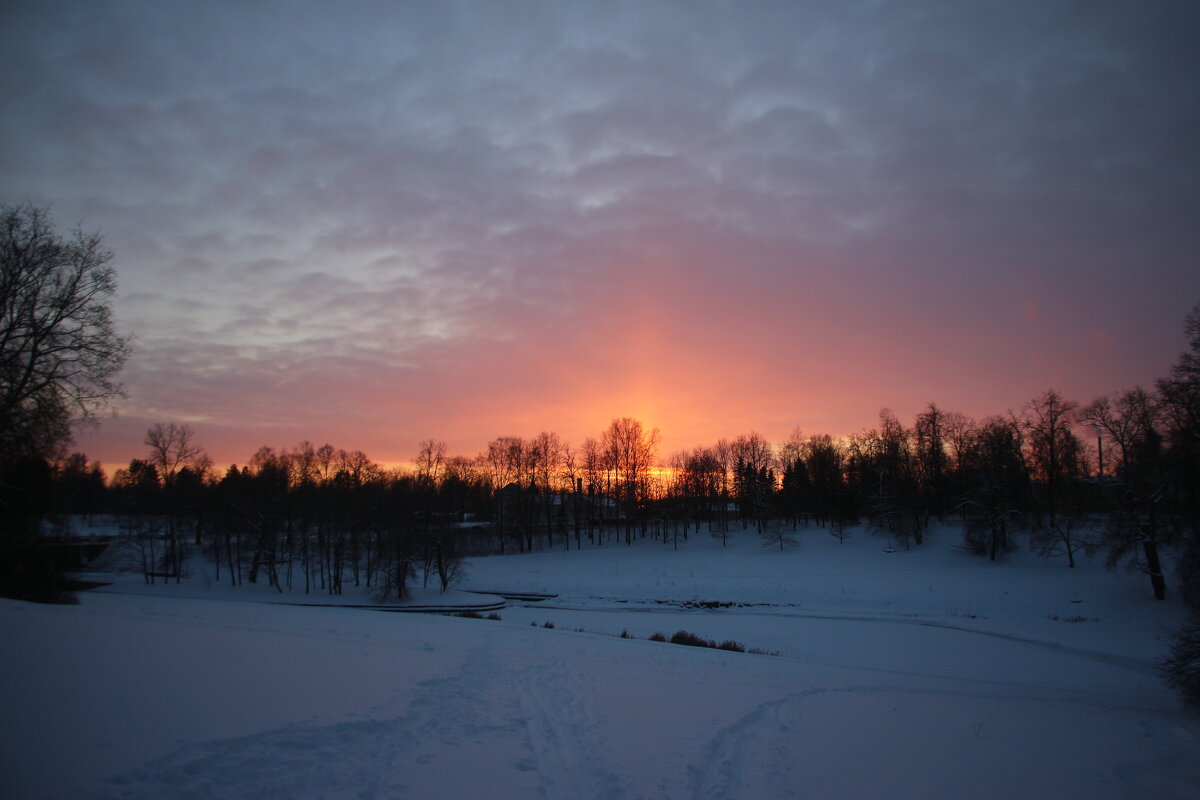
[3,523,1200,799]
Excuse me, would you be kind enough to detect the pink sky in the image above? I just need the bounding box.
[5,1,1198,471]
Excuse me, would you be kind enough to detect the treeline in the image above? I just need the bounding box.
[11,309,1200,606]
[20,419,668,600]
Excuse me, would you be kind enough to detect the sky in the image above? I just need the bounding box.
[2,0,1199,470]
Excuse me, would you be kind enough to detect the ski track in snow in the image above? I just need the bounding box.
[766,611,1158,675]
[17,529,1200,799]
[689,683,1200,800]
[514,667,630,799]
[533,601,1158,675]
[96,628,635,800]
[100,633,513,798]
[691,688,812,800]
[89,599,1172,800]
[95,631,1181,800]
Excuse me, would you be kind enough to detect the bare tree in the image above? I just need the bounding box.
[1024,389,1079,529]
[482,436,530,550]
[861,410,926,548]
[530,430,564,545]
[415,440,447,491]
[1158,303,1200,455]
[942,410,976,480]
[1092,306,1200,602]
[674,445,720,536]
[1157,304,1200,604]
[601,417,661,543]
[1080,388,1158,478]
[729,431,773,474]
[712,437,733,540]
[730,431,774,532]
[144,422,203,486]
[559,441,583,549]
[957,415,1028,561]
[315,443,337,485]
[413,440,464,592]
[1,203,130,465]
[580,436,603,543]
[914,403,949,521]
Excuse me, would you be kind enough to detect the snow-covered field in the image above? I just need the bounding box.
[4,523,1200,799]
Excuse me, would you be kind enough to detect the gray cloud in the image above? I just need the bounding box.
[4,0,1199,462]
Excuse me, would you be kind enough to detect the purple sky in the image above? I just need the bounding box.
[3,1,1198,469]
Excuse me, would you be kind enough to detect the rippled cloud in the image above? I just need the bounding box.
[3,0,1198,465]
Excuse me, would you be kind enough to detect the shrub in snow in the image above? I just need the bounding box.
[1162,615,1200,708]
[669,630,716,648]
[652,629,774,655]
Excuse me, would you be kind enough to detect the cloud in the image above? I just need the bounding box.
[6,0,1200,465]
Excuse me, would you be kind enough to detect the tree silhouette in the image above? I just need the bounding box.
[0,203,129,465]
[0,204,130,601]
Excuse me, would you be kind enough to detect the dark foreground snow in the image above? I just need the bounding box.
[4,525,1199,798]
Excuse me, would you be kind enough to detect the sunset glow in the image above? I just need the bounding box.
[3,1,1198,471]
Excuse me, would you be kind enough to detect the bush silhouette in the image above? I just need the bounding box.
[669,630,716,648]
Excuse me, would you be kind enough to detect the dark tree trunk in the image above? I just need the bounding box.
[1144,539,1166,600]
[436,541,448,592]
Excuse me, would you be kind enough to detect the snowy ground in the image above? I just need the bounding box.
[3,523,1200,799]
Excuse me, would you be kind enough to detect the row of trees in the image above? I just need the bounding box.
[2,201,1198,612]
[665,376,1195,602]
[90,417,665,598]
[27,353,1200,607]
[5,202,1199,706]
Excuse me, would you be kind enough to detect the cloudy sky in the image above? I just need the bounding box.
[3,0,1198,468]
